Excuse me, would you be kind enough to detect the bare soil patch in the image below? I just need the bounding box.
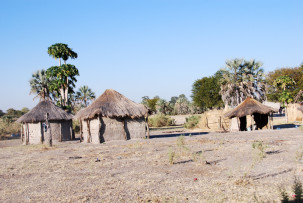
[1,128,303,202]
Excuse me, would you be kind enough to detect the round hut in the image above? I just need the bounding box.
[16,100,73,144]
[224,97,278,131]
[75,89,149,143]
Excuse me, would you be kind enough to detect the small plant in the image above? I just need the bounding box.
[252,141,267,159]
[279,186,289,203]
[184,115,201,129]
[168,148,176,165]
[295,146,303,162]
[177,135,189,152]
[293,176,303,202]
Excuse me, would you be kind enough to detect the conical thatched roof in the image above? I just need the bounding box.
[75,89,149,120]
[224,97,278,118]
[16,100,73,123]
[75,89,148,119]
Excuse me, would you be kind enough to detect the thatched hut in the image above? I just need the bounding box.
[16,100,73,144]
[224,97,278,131]
[75,89,149,143]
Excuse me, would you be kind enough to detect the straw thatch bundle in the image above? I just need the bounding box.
[16,100,73,123]
[75,89,148,120]
[224,97,278,118]
[298,105,303,112]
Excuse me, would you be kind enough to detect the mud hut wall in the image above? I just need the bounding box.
[101,117,125,142]
[27,123,42,144]
[50,122,60,141]
[61,120,72,141]
[89,119,101,144]
[81,120,89,142]
[125,117,146,139]
[287,104,303,123]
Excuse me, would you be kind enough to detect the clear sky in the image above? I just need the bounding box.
[0,0,302,111]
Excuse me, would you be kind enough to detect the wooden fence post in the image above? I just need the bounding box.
[45,113,52,147]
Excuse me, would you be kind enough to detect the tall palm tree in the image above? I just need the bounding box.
[29,69,51,100]
[47,43,78,66]
[76,86,96,107]
[220,59,265,107]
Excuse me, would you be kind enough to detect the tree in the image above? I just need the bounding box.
[220,58,265,107]
[174,94,190,115]
[0,110,4,117]
[141,96,159,113]
[46,64,79,107]
[47,43,78,66]
[266,66,303,102]
[29,69,52,100]
[191,75,223,110]
[76,86,96,107]
[273,75,296,123]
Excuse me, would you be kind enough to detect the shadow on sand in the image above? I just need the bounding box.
[273,124,300,129]
[149,132,209,139]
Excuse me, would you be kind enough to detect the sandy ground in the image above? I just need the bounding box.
[1,127,303,202]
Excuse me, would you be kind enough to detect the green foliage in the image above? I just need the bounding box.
[72,120,80,134]
[266,66,303,102]
[174,94,190,115]
[141,96,159,112]
[184,115,201,129]
[273,75,296,106]
[191,75,223,110]
[0,119,20,137]
[29,69,52,100]
[168,147,176,164]
[279,187,289,203]
[75,85,96,107]
[148,114,174,127]
[48,43,78,65]
[0,110,4,117]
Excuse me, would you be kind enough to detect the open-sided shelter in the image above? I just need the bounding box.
[16,100,73,144]
[224,97,278,131]
[75,89,149,143]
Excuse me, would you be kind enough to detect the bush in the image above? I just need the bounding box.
[0,120,20,137]
[148,114,175,127]
[73,120,80,134]
[184,115,201,129]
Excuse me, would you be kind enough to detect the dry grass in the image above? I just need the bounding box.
[0,128,303,202]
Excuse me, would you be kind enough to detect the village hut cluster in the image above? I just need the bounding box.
[17,89,149,145]
[17,88,303,145]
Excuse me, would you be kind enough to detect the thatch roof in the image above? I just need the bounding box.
[16,100,73,123]
[224,97,278,118]
[75,89,149,120]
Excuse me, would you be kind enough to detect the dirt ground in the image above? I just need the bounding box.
[1,126,303,202]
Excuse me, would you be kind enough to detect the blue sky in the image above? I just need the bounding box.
[0,0,302,111]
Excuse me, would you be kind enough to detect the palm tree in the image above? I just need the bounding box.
[220,59,265,107]
[76,86,96,107]
[47,43,78,66]
[29,69,51,100]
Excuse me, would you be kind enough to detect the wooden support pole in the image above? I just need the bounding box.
[59,122,62,142]
[45,113,52,147]
[146,117,150,139]
[79,120,83,142]
[98,117,101,143]
[123,119,128,140]
[26,123,29,145]
[20,124,23,143]
[86,120,91,143]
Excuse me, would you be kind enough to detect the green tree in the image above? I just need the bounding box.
[0,110,4,117]
[46,64,79,107]
[174,94,190,115]
[76,85,96,107]
[29,69,52,100]
[141,96,159,113]
[266,66,303,102]
[47,43,78,66]
[220,58,265,107]
[191,75,223,110]
[273,75,296,123]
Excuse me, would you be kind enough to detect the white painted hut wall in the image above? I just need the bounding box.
[82,120,88,142]
[28,123,42,144]
[90,119,101,144]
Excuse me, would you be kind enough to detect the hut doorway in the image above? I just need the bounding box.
[253,113,269,130]
[239,116,247,131]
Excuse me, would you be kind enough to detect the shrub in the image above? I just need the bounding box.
[0,120,20,137]
[73,120,80,134]
[148,114,175,127]
[184,115,201,129]
[252,141,267,159]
